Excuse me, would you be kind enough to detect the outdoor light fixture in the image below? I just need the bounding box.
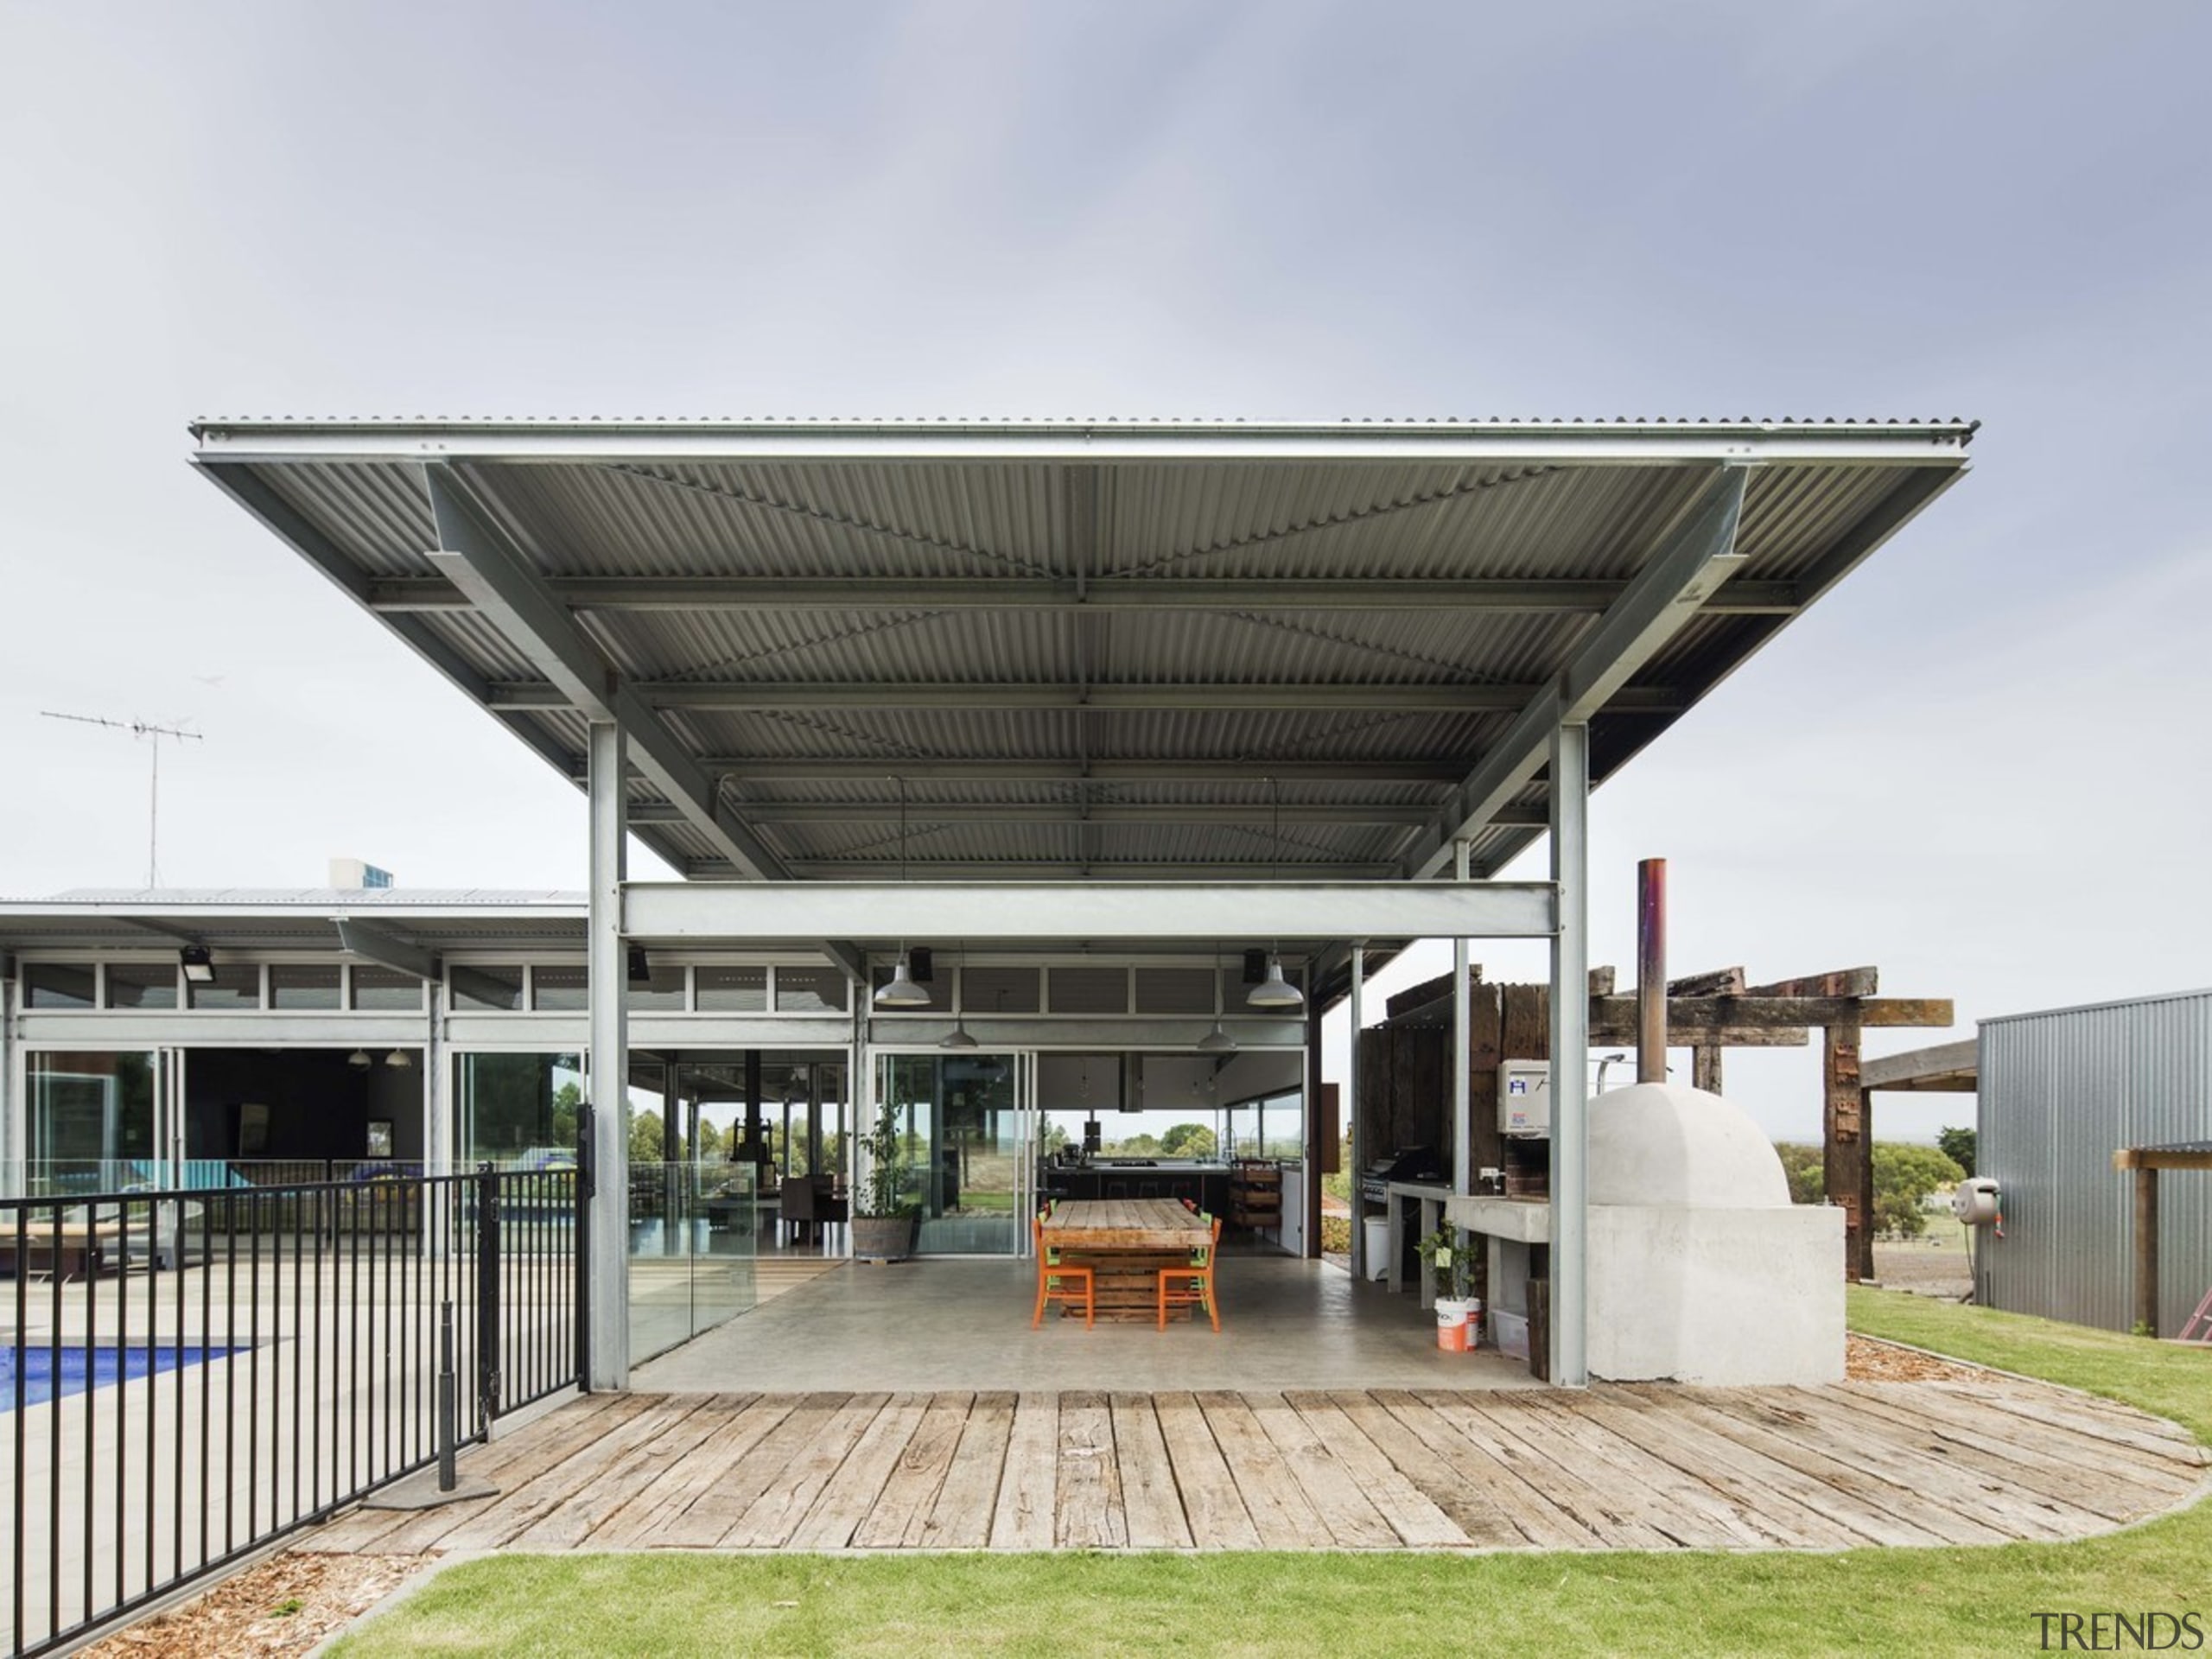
[1247,954,1305,1010]
[872,775,934,1008]
[346,1048,372,1070]
[1246,780,1307,1012]
[938,943,976,1046]
[385,1049,412,1069]
[874,954,931,1007]
[180,945,215,985]
[627,945,652,987]
[1198,941,1239,1051]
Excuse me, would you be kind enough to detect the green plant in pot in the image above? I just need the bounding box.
[1422,1225,1479,1343]
[852,1096,921,1261]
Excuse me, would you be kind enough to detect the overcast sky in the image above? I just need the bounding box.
[3,2,2207,1141]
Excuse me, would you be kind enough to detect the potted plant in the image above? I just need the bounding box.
[1423,1226,1479,1351]
[851,1096,920,1262]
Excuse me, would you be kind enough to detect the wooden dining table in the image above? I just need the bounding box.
[1041,1198,1210,1322]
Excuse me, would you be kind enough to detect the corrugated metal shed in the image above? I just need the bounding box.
[190,416,1974,885]
[1980,989,2212,1335]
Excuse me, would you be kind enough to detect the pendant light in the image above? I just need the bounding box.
[1247,779,1307,1011]
[938,943,979,1047]
[384,1049,413,1069]
[1247,956,1305,1009]
[1197,939,1238,1052]
[346,1048,372,1069]
[874,774,934,1007]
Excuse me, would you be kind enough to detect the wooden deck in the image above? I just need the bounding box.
[309,1377,2207,1555]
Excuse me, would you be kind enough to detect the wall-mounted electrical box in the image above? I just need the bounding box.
[1497,1061,1550,1137]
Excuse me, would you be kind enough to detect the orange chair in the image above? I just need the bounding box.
[1032,1215,1094,1328]
[1157,1214,1223,1331]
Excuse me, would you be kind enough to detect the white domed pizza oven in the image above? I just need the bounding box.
[1580,1082,1844,1386]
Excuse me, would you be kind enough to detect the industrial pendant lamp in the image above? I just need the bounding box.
[1198,941,1238,1052]
[1247,780,1306,1011]
[1247,956,1304,1010]
[873,774,935,1008]
[346,1048,372,1070]
[938,943,978,1047]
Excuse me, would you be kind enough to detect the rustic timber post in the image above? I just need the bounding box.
[1692,1046,1723,1094]
[1823,1014,1869,1280]
[2133,1166,2159,1336]
[1637,859,1667,1084]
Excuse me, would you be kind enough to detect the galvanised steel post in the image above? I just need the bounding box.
[586,720,631,1389]
[1548,722,1591,1388]
[1452,841,1472,1198]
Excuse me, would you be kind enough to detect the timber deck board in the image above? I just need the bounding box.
[299,1381,2204,1555]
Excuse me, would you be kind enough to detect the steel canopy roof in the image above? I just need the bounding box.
[189,416,1973,886]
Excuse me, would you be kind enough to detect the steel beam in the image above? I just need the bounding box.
[423,465,790,883]
[692,759,1471,784]
[625,880,1556,944]
[770,860,1404,881]
[487,681,1687,715]
[365,574,1803,615]
[725,802,1489,828]
[1404,467,1750,878]
[1548,721,1591,1389]
[586,721,630,1389]
[193,416,1977,467]
[334,917,439,982]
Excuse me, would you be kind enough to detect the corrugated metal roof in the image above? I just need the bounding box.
[191,416,1973,881]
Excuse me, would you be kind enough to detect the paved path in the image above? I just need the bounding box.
[308,1376,2209,1554]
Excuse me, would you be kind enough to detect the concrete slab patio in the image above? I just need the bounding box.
[630,1256,1541,1393]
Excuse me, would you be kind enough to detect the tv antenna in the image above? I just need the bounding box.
[40,710,204,887]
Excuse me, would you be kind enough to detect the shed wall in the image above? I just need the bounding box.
[1980,990,2212,1334]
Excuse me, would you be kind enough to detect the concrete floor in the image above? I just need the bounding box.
[630,1255,1541,1392]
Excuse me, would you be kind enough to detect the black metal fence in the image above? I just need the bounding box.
[2,1166,580,1656]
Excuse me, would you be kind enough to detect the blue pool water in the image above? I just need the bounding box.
[1,1344,244,1409]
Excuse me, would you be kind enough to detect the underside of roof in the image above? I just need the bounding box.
[188,417,1973,885]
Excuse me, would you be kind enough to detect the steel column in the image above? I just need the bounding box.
[586,720,631,1389]
[1346,944,1365,1281]
[1452,841,1472,1197]
[1548,722,1591,1388]
[425,994,448,1178]
[0,967,16,1198]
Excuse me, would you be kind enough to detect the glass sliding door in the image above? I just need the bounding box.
[871,1051,1033,1256]
[26,1050,161,1194]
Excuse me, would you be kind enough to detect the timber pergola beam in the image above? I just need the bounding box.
[367,574,1803,616]
[486,681,1688,715]
[2111,1143,2212,1338]
[1860,1039,1978,1093]
[1404,467,1751,878]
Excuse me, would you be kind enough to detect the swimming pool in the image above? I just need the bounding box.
[1,1344,245,1409]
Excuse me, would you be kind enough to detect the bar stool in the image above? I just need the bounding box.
[1032,1215,1094,1328]
[1157,1214,1223,1331]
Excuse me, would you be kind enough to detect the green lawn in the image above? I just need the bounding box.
[329,1293,2212,1659]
